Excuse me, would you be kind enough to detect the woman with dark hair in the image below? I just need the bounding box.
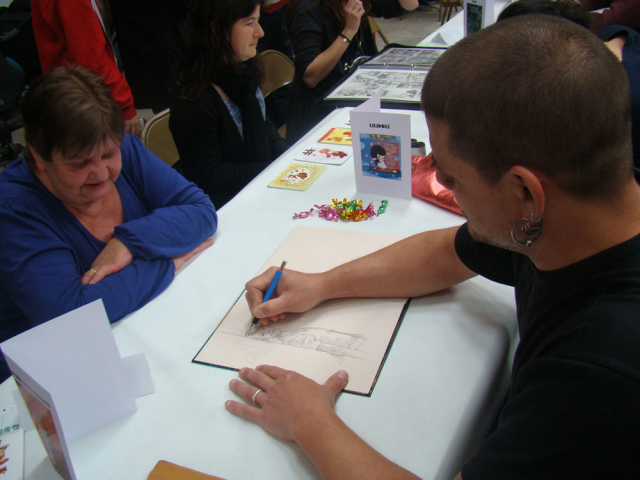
[170,0,288,208]
[0,67,218,381]
[285,0,418,144]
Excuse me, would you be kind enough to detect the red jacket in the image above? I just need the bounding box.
[31,0,137,121]
[262,0,290,13]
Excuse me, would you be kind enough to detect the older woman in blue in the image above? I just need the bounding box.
[0,67,218,381]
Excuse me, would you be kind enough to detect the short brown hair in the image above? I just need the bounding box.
[421,15,632,199]
[23,66,124,169]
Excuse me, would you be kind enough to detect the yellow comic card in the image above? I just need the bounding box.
[317,127,352,145]
[267,163,328,191]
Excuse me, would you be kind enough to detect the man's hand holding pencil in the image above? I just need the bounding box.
[244,265,329,327]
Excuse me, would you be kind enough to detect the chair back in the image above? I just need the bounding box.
[368,17,390,46]
[140,108,180,167]
[259,50,294,98]
[441,0,463,25]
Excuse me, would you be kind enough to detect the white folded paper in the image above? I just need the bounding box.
[1,300,154,479]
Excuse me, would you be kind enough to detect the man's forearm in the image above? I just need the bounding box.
[295,407,420,480]
[318,226,475,301]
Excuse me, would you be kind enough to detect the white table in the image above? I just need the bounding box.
[418,1,510,48]
[1,108,517,479]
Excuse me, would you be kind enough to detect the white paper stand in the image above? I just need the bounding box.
[350,96,412,200]
[431,27,464,47]
[1,300,154,479]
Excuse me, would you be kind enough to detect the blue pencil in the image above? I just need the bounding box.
[246,261,286,336]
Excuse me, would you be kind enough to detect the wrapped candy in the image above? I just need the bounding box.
[293,198,388,222]
[293,208,314,219]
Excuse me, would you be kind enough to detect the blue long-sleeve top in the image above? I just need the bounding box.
[0,134,217,358]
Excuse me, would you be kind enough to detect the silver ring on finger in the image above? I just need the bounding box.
[251,388,263,406]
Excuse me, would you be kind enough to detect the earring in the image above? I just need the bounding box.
[511,213,543,247]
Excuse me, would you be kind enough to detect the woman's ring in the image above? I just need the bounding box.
[90,268,98,274]
[251,388,263,406]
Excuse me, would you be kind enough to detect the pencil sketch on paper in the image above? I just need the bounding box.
[243,326,368,360]
[193,226,410,396]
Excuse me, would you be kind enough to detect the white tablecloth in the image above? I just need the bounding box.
[0,108,517,480]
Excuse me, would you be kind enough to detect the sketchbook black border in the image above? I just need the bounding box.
[319,44,448,110]
[193,291,412,397]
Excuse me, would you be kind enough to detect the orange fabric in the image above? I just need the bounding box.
[411,154,463,216]
[147,460,225,480]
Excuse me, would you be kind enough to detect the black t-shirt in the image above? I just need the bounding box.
[455,223,640,478]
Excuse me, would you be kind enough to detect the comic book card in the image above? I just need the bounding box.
[267,163,328,191]
[293,146,352,166]
[317,127,352,145]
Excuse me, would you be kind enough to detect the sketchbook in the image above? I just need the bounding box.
[322,46,446,109]
[193,226,410,396]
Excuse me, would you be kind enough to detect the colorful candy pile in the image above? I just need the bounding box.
[294,198,388,222]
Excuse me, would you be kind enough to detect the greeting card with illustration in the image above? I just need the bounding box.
[0,300,155,480]
[350,96,412,199]
[293,145,352,166]
[0,405,24,480]
[267,163,328,191]
[15,380,74,480]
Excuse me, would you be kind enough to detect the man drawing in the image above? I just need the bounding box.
[226,15,640,478]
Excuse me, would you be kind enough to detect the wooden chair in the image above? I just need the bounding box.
[418,1,443,23]
[441,0,463,26]
[259,50,294,138]
[368,17,390,47]
[140,109,180,167]
[259,50,294,98]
